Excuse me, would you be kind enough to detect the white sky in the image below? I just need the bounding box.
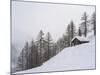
[12,1,95,48]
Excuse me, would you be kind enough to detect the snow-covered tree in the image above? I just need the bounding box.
[66,20,76,46]
[17,49,24,71]
[78,27,82,36]
[56,37,65,52]
[70,20,76,39]
[29,40,38,68]
[80,12,89,37]
[91,12,96,35]
[24,42,29,69]
[36,30,44,65]
[66,24,71,46]
[44,32,54,60]
[62,34,69,48]
[52,43,58,56]
[17,42,29,71]
[11,45,18,72]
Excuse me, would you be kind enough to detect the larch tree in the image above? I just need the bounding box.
[52,43,58,56]
[78,27,82,36]
[29,40,38,68]
[17,42,29,71]
[45,32,53,60]
[66,24,71,46]
[36,30,44,65]
[70,20,76,39]
[24,42,29,69]
[80,12,89,37]
[56,37,65,52]
[66,21,76,46]
[17,49,24,71]
[91,12,96,35]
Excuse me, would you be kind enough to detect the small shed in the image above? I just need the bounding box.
[71,36,89,46]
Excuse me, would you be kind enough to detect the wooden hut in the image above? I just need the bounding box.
[71,36,89,46]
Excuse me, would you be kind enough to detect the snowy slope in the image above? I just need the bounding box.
[14,37,95,74]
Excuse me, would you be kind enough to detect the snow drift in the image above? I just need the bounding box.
[14,37,95,74]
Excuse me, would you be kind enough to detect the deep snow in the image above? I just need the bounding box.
[14,37,95,74]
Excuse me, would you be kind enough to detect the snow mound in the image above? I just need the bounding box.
[14,37,95,74]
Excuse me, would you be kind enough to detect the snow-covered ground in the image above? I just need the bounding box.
[14,37,95,74]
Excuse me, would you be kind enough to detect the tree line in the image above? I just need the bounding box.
[16,12,96,71]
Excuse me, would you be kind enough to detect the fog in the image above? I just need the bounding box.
[12,1,95,50]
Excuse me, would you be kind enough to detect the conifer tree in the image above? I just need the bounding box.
[80,12,89,37]
[91,12,96,35]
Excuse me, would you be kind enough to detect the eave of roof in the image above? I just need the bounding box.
[71,36,89,42]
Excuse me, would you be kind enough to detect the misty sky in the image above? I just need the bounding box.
[12,1,95,49]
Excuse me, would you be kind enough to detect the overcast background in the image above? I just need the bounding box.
[12,1,95,51]
[0,0,98,75]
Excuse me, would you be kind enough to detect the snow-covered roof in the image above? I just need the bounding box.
[71,36,89,42]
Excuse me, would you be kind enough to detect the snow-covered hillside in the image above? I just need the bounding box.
[14,37,95,74]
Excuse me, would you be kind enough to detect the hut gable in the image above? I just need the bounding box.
[71,36,89,46]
